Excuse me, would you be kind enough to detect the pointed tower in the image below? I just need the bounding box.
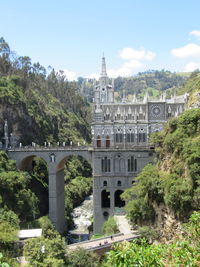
[94,55,114,104]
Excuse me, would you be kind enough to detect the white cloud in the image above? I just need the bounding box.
[120,47,156,61]
[190,30,200,40]
[107,60,143,78]
[87,73,99,79]
[171,43,200,58]
[63,69,77,81]
[87,46,155,78]
[183,61,200,72]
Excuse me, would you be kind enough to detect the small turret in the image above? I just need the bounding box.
[4,120,9,149]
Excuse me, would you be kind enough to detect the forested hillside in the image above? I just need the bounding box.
[78,69,188,102]
[122,108,200,229]
[0,37,91,145]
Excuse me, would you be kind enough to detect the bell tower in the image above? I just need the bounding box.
[94,55,114,104]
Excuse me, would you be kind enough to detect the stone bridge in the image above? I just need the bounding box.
[8,146,93,233]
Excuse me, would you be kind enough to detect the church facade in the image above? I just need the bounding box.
[91,56,186,233]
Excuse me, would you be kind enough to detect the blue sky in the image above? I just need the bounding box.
[1,0,200,80]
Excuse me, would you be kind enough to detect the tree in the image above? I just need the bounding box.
[23,236,67,267]
[102,216,119,235]
[67,248,100,267]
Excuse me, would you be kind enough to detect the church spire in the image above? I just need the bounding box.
[101,53,107,77]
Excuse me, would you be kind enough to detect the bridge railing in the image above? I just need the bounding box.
[8,145,93,152]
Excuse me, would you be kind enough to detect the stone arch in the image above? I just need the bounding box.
[56,153,92,172]
[18,154,48,171]
[114,190,125,208]
[101,189,110,208]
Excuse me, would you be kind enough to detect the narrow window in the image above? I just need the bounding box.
[117,180,122,186]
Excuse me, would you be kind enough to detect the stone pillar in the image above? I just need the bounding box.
[110,187,115,213]
[48,165,66,233]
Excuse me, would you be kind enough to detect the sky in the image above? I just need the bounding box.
[1,0,200,80]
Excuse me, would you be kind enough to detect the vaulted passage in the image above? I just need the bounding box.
[101,189,110,208]
[114,190,125,208]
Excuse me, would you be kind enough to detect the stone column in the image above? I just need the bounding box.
[48,164,66,233]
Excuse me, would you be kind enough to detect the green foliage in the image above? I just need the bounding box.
[103,211,200,267]
[65,175,92,228]
[0,221,18,243]
[0,209,19,229]
[79,70,188,103]
[0,151,39,221]
[0,38,91,145]
[66,248,100,267]
[103,239,164,267]
[0,253,10,267]
[102,216,119,235]
[23,236,67,267]
[90,233,104,239]
[124,109,200,225]
[63,155,92,227]
[122,164,161,224]
[138,226,160,241]
[184,211,200,243]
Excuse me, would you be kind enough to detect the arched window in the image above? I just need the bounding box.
[126,132,134,143]
[96,135,101,148]
[101,190,110,208]
[138,133,146,142]
[105,114,110,120]
[117,180,122,186]
[103,180,107,186]
[114,190,125,207]
[101,157,111,172]
[115,133,123,143]
[106,135,110,148]
[128,156,137,172]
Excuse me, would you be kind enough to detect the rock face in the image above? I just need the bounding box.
[72,195,93,234]
[153,202,183,242]
[0,100,44,145]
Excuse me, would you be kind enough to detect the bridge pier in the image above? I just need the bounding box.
[48,166,66,233]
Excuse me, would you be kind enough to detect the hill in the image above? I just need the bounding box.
[0,37,91,146]
[122,108,200,240]
[78,69,188,102]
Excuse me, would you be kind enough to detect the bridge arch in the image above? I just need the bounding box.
[8,147,92,233]
[18,154,48,171]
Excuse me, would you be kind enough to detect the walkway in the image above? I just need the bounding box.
[114,215,133,234]
[67,232,140,255]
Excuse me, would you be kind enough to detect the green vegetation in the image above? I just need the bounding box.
[24,235,67,267]
[103,212,200,266]
[66,248,100,267]
[102,216,119,235]
[122,109,200,224]
[0,37,91,145]
[64,156,92,228]
[78,69,188,102]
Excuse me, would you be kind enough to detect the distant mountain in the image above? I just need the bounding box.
[77,70,189,102]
